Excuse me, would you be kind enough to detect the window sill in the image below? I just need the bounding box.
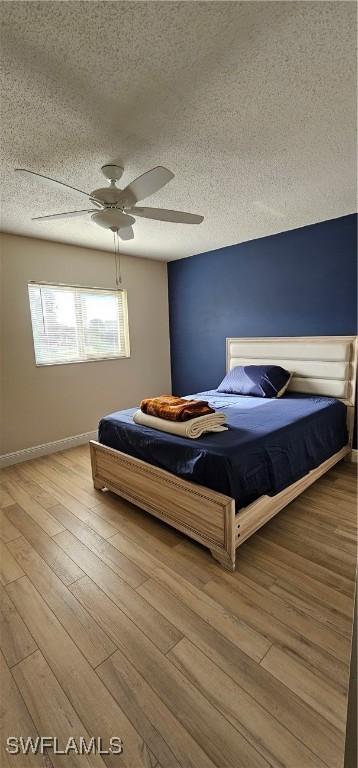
[34,355,131,367]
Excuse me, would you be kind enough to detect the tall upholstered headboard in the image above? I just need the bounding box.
[226,336,358,443]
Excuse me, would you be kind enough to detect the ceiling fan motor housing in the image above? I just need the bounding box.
[89,187,124,205]
[89,186,137,208]
[91,209,135,230]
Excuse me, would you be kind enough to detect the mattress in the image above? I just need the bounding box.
[98,391,348,508]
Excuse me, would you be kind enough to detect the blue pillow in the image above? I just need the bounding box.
[217,365,291,398]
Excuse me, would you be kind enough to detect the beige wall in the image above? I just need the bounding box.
[0,233,171,454]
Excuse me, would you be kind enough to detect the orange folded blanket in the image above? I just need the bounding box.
[140,395,215,422]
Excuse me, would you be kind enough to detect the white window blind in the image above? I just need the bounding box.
[28,283,130,366]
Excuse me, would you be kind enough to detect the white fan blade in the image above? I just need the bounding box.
[118,166,174,205]
[128,206,204,224]
[118,226,134,241]
[15,169,101,203]
[32,210,97,221]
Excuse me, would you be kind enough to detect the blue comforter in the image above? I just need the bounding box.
[98,391,347,508]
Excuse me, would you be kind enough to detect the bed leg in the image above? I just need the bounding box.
[210,548,236,571]
[90,442,106,490]
[93,478,105,490]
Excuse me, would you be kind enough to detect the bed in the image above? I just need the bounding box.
[90,336,357,570]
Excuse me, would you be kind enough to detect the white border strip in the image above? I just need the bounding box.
[0,430,97,468]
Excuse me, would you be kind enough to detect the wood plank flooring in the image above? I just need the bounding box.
[0,447,356,768]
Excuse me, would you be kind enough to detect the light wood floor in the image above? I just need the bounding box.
[0,447,356,768]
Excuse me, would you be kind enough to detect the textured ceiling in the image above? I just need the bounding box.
[0,1,356,261]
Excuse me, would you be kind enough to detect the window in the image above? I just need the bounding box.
[28,283,130,366]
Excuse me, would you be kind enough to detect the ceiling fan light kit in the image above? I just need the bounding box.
[15,164,204,241]
[91,209,135,230]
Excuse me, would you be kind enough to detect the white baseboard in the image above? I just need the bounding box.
[0,430,98,468]
[350,449,358,463]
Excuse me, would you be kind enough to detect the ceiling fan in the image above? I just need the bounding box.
[15,164,204,241]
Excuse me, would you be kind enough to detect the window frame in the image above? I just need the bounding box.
[28,281,130,367]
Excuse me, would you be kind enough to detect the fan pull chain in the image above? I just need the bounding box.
[115,231,122,287]
[113,229,122,288]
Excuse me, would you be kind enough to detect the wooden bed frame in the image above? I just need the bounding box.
[90,335,357,570]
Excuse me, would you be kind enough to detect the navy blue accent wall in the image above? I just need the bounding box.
[168,214,357,398]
